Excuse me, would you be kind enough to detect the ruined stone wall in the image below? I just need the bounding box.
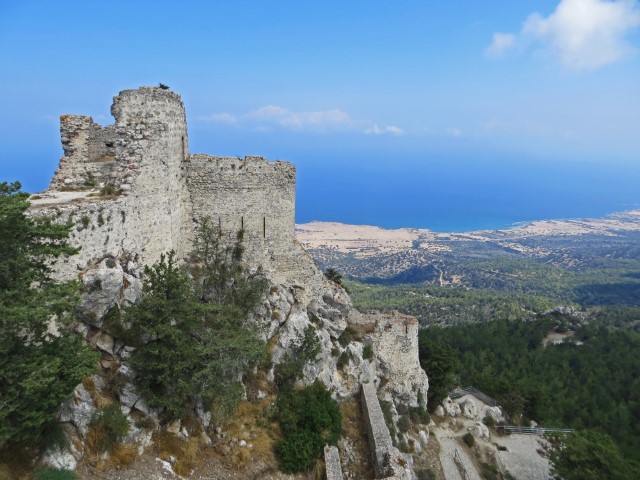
[362,382,395,478]
[366,312,429,408]
[184,154,295,242]
[34,87,191,278]
[49,116,120,190]
[184,154,328,302]
[324,445,344,480]
[361,383,414,479]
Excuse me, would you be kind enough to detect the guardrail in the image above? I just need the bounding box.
[449,386,498,407]
[497,426,575,435]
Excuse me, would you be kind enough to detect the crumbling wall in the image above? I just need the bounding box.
[324,445,344,480]
[49,116,120,190]
[361,383,414,479]
[366,312,429,408]
[34,87,191,279]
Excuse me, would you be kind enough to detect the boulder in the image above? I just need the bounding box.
[78,259,124,327]
[119,383,139,408]
[470,421,490,440]
[460,399,478,419]
[481,405,505,423]
[442,398,461,417]
[58,383,96,437]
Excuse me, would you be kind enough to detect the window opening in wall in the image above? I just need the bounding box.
[263,217,266,238]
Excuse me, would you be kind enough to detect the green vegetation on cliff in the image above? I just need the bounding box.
[0,182,98,447]
[420,319,640,462]
[125,220,267,421]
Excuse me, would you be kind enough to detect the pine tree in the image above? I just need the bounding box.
[0,182,98,447]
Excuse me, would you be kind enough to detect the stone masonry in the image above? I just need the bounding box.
[32,86,327,302]
[361,383,414,479]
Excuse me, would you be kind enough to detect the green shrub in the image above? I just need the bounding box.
[134,417,156,430]
[31,468,77,480]
[80,215,90,228]
[89,404,130,452]
[275,382,342,473]
[483,415,496,428]
[274,325,321,386]
[100,183,120,196]
[379,400,397,439]
[338,327,355,347]
[397,415,411,433]
[409,406,430,425]
[337,351,350,370]
[462,432,475,448]
[480,462,499,480]
[416,468,436,480]
[362,344,373,360]
[83,173,97,188]
[397,439,409,453]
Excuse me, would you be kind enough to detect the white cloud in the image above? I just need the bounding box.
[197,112,237,123]
[198,105,406,135]
[363,124,404,135]
[485,33,516,58]
[487,0,640,70]
[447,127,462,137]
[245,105,351,131]
[198,105,352,132]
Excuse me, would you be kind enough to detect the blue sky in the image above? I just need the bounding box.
[1,1,639,228]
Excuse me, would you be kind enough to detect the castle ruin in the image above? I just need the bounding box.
[35,86,326,303]
[31,87,429,478]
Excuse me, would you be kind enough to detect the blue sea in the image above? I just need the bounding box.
[295,153,640,232]
[8,140,640,234]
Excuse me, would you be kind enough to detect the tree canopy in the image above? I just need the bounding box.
[0,181,97,447]
[126,221,267,421]
[547,430,640,480]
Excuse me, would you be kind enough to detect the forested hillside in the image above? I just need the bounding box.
[419,319,640,463]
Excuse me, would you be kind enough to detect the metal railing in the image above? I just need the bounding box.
[497,425,575,435]
[449,386,498,407]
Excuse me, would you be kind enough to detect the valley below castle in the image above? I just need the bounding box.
[297,210,640,308]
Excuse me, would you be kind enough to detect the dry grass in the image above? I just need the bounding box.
[180,410,204,436]
[154,431,202,477]
[339,399,374,479]
[312,458,326,480]
[0,446,32,479]
[245,368,274,400]
[82,376,111,408]
[220,398,282,470]
[107,443,137,468]
[267,334,279,353]
[85,424,106,454]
